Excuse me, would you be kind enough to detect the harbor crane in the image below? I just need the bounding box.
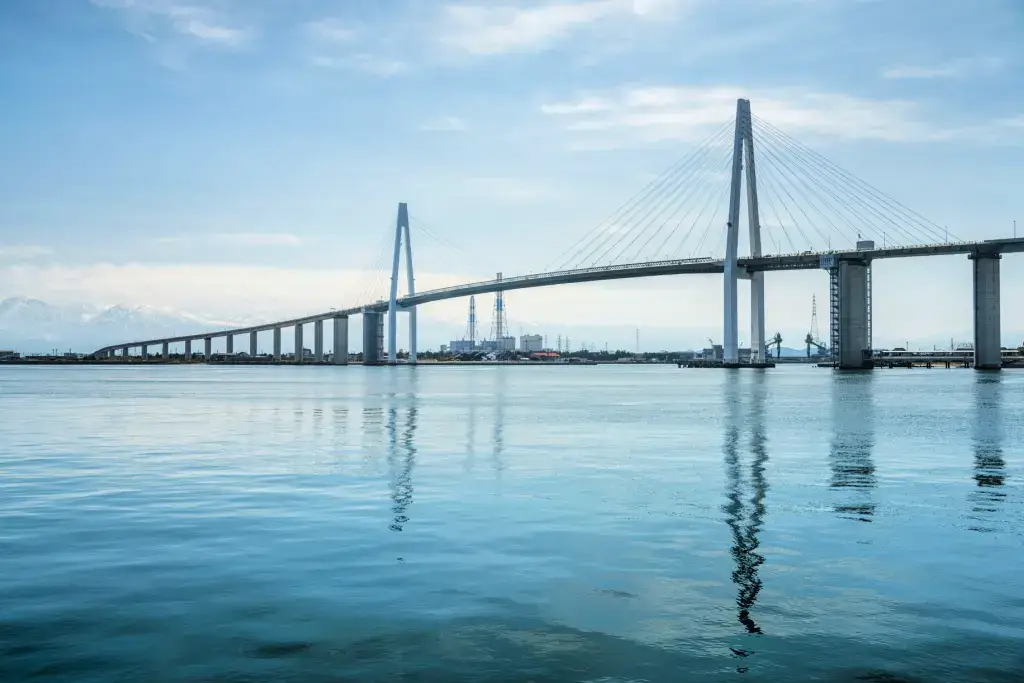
[766,332,783,359]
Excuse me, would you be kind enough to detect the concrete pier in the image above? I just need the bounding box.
[162,342,169,360]
[314,320,324,362]
[185,340,191,359]
[141,345,148,360]
[226,335,234,355]
[249,331,257,357]
[333,316,348,365]
[363,311,384,364]
[837,260,873,370]
[204,337,212,360]
[273,328,281,361]
[295,324,304,364]
[971,252,1002,370]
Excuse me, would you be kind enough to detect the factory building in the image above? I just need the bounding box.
[520,334,543,352]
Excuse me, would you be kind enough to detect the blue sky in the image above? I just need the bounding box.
[1,0,1022,350]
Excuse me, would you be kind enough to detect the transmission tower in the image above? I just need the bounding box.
[810,295,821,342]
[465,296,477,345]
[489,272,508,341]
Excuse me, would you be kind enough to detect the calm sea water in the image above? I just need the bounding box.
[1,365,1022,682]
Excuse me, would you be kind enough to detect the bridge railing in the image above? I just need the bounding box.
[402,256,719,301]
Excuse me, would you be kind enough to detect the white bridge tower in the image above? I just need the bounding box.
[723,99,766,365]
[388,202,417,365]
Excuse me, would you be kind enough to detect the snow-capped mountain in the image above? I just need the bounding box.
[0,297,251,353]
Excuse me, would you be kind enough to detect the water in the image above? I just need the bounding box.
[1,365,1022,682]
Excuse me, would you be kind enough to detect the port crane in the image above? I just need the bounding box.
[766,332,783,359]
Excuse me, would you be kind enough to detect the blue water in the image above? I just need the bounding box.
[1,365,1022,682]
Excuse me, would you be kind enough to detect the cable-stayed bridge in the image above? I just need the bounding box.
[94,99,1022,370]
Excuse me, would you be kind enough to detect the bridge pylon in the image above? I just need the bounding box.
[724,99,765,365]
[388,202,416,364]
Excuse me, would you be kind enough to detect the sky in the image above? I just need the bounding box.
[1,0,1022,352]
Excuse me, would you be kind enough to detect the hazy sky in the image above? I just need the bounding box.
[1,0,1022,351]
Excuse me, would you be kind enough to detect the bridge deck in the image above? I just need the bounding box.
[94,238,1024,354]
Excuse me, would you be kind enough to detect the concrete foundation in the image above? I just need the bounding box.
[295,324,304,364]
[273,328,281,360]
[837,260,873,370]
[363,311,384,364]
[314,320,324,363]
[226,335,233,355]
[333,316,349,365]
[250,331,258,357]
[971,253,1001,370]
[204,337,212,360]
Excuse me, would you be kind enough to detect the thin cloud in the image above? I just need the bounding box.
[90,0,255,49]
[421,116,470,132]
[437,0,691,56]
[0,245,54,260]
[311,54,408,77]
[541,85,947,145]
[155,233,303,247]
[882,57,1003,80]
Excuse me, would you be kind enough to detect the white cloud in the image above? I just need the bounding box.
[304,17,359,43]
[464,176,547,202]
[437,0,691,55]
[90,0,254,49]
[882,57,1003,80]
[541,85,943,145]
[311,54,408,77]
[0,245,54,260]
[421,116,469,132]
[156,233,303,247]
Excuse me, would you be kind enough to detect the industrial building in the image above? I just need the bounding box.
[520,334,543,352]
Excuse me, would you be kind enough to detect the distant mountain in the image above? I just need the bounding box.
[0,297,250,353]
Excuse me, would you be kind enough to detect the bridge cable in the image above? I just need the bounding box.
[639,145,736,260]
[754,121,926,247]
[550,120,734,271]
[599,140,735,265]
[664,172,733,258]
[754,133,884,249]
[546,118,733,271]
[565,122,733,269]
[692,181,733,256]
[753,115,955,243]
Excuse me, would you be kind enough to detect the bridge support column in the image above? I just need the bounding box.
[141,345,148,360]
[185,340,191,359]
[273,328,282,361]
[333,316,348,365]
[162,342,169,360]
[363,311,384,365]
[836,260,873,370]
[249,331,258,357]
[295,324,304,364]
[226,335,233,355]
[314,320,324,362]
[204,337,212,360]
[388,202,413,365]
[971,252,1001,370]
[122,347,131,359]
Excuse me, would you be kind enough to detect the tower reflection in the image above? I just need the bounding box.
[722,371,769,638]
[970,374,1005,530]
[386,373,419,532]
[828,373,876,522]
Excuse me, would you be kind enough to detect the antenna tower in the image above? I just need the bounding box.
[810,295,821,342]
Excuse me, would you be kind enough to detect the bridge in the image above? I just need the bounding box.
[93,99,1021,370]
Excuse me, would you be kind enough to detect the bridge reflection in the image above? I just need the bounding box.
[970,375,1005,531]
[828,374,876,522]
[723,372,769,640]
[386,373,419,532]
